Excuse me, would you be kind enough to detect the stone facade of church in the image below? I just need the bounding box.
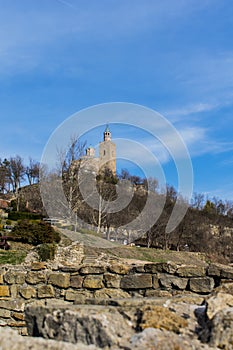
[79,125,116,175]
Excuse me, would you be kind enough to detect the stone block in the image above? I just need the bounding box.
[220,266,233,279]
[104,273,121,288]
[144,289,172,298]
[176,265,206,277]
[0,285,10,297]
[12,312,25,321]
[0,274,4,284]
[152,275,160,289]
[26,271,46,284]
[144,263,163,273]
[37,285,55,298]
[159,274,188,290]
[129,265,145,273]
[10,284,18,298]
[79,265,106,274]
[4,270,15,284]
[145,262,177,274]
[19,286,36,299]
[83,275,104,289]
[207,263,221,277]
[189,277,215,293]
[70,275,83,289]
[0,299,25,311]
[0,308,11,318]
[94,288,130,299]
[25,304,134,347]
[140,305,188,333]
[15,272,26,284]
[65,289,81,301]
[7,321,26,327]
[108,264,130,275]
[73,290,93,304]
[48,273,70,288]
[120,274,152,290]
[31,262,47,270]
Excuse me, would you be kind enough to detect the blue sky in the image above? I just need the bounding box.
[1,0,233,200]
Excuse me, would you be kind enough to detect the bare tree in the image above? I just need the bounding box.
[191,192,205,210]
[0,158,11,193]
[56,135,87,225]
[26,158,40,185]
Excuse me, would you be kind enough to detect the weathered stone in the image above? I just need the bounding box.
[79,265,105,274]
[10,284,18,298]
[104,273,121,288]
[208,263,233,279]
[0,274,4,284]
[12,312,25,320]
[19,286,36,299]
[48,273,70,288]
[19,327,28,336]
[0,299,25,311]
[7,321,26,327]
[0,327,95,350]
[94,288,130,299]
[70,275,83,288]
[140,305,188,333]
[0,309,11,318]
[65,289,85,301]
[214,282,233,295]
[120,274,152,289]
[15,272,26,284]
[73,290,93,304]
[159,274,188,290]
[144,263,164,273]
[26,271,46,284]
[221,266,233,279]
[83,275,104,289]
[153,275,160,289]
[3,270,15,284]
[207,263,222,277]
[25,304,134,348]
[145,289,172,297]
[145,262,178,274]
[206,292,233,319]
[189,277,215,293]
[129,265,145,273]
[31,262,47,270]
[208,308,233,349]
[37,285,55,298]
[108,264,130,274]
[176,265,206,277]
[0,285,10,297]
[130,328,206,350]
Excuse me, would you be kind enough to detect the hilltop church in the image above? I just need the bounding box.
[78,125,116,175]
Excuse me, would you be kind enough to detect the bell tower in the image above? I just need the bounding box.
[99,125,116,174]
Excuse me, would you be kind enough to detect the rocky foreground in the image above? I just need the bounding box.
[1,236,233,349]
[0,283,233,349]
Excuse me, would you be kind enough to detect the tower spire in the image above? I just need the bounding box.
[104,124,111,141]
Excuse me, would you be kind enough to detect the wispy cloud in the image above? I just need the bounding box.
[164,103,218,121]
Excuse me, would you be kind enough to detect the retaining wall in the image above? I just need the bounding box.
[0,260,233,335]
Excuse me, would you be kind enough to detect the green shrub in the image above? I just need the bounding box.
[8,211,43,221]
[37,243,57,261]
[6,219,12,225]
[11,220,61,245]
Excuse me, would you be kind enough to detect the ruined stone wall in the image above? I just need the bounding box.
[0,260,233,335]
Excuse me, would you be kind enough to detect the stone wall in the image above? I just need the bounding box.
[0,260,233,335]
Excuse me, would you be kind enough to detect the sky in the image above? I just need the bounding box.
[0,0,233,201]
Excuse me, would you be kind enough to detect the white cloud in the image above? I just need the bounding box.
[164,103,218,121]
